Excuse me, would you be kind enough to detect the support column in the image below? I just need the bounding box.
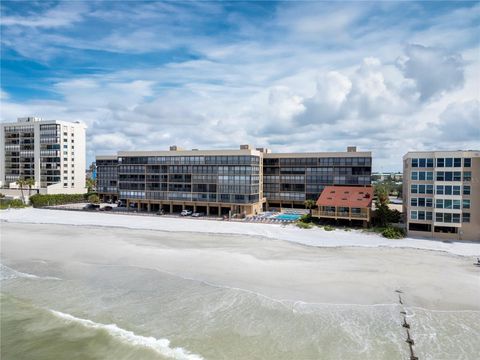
[206,205,210,216]
[182,204,185,210]
[193,204,197,212]
[137,202,141,211]
[147,203,151,212]
[170,203,173,213]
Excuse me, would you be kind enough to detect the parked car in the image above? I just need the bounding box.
[83,203,100,210]
[103,206,113,211]
[180,210,193,216]
[192,212,205,217]
[156,209,165,215]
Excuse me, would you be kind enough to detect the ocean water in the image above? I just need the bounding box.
[1,262,479,360]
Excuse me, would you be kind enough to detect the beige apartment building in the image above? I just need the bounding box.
[403,151,480,241]
[0,117,87,195]
[97,145,371,217]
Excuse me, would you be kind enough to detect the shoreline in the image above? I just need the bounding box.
[1,208,480,256]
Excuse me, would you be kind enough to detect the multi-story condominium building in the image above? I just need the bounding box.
[403,151,480,241]
[96,156,118,200]
[97,145,371,216]
[263,147,372,209]
[0,117,86,194]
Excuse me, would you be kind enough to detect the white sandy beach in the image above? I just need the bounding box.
[2,208,480,359]
[1,208,479,256]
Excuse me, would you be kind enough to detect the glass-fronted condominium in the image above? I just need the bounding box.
[403,151,480,241]
[0,117,87,194]
[97,145,371,216]
[263,147,372,208]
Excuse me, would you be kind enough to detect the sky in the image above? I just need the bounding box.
[1,1,479,171]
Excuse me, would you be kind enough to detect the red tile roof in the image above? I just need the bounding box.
[316,186,373,208]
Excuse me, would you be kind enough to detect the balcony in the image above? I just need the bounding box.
[313,208,369,220]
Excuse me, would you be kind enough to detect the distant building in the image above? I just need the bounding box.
[372,172,402,183]
[403,150,480,241]
[96,145,372,216]
[0,117,87,194]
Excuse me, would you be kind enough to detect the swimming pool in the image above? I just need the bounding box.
[274,214,302,221]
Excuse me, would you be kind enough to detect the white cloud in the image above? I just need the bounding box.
[397,44,465,101]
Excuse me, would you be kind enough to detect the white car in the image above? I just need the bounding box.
[192,212,204,217]
[180,210,193,216]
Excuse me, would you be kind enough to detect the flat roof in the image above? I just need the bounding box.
[117,149,263,157]
[403,150,480,159]
[264,151,371,158]
[95,155,117,160]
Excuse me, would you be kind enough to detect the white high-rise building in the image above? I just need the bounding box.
[0,117,87,194]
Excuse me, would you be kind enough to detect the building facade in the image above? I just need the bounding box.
[313,185,373,225]
[100,145,265,216]
[263,147,372,209]
[96,156,118,201]
[403,151,480,241]
[0,117,87,194]
[97,145,371,216]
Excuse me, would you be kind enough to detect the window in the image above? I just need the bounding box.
[463,213,470,223]
[412,159,418,167]
[418,211,425,220]
[411,211,417,220]
[426,158,434,168]
[436,158,444,167]
[411,184,418,194]
[419,158,426,167]
[453,172,461,181]
[411,172,418,180]
[453,158,462,167]
[411,198,418,206]
[463,171,471,181]
[426,211,432,221]
[426,198,432,207]
[436,172,444,181]
[463,185,470,195]
[445,158,453,167]
[463,199,470,209]
[452,186,461,195]
[426,185,433,194]
[63,183,68,187]
[436,185,444,195]
[435,199,443,208]
[464,158,471,167]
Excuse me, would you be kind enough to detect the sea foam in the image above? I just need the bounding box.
[50,310,204,360]
[0,263,61,281]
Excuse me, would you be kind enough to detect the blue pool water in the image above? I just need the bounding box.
[274,214,302,221]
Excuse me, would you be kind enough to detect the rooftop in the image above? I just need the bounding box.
[316,186,373,208]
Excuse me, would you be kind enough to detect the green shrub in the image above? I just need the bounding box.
[296,221,313,229]
[382,227,405,239]
[87,194,100,204]
[323,225,335,231]
[29,193,87,207]
[298,214,313,223]
[0,198,27,209]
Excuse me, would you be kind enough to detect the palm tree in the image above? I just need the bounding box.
[25,178,35,197]
[304,199,316,216]
[15,178,27,204]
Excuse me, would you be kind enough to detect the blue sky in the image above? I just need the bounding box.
[1,1,479,171]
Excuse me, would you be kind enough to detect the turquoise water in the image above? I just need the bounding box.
[274,214,302,221]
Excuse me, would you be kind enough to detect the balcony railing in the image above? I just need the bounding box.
[313,209,369,219]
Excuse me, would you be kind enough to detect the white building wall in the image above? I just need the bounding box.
[0,117,87,194]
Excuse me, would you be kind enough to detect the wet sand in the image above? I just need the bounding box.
[2,222,479,311]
